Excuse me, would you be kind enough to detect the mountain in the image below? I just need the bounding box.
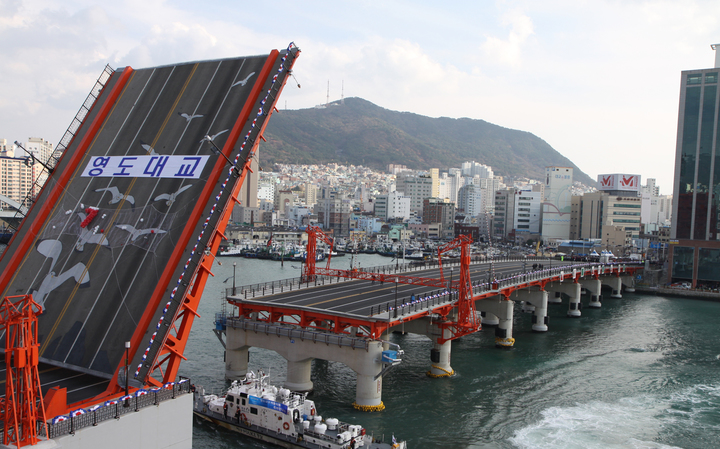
[260,97,593,185]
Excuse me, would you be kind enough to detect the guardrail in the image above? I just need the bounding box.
[40,379,191,439]
[224,318,371,350]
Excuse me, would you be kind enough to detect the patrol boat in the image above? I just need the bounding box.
[193,370,406,449]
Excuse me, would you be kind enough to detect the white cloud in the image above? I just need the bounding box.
[481,9,535,68]
[2,0,720,193]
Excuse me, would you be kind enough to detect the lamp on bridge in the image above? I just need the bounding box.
[394,278,398,318]
[124,341,131,406]
[233,262,237,295]
[201,135,239,174]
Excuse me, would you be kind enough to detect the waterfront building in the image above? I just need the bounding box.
[493,189,516,240]
[396,172,433,214]
[374,191,411,221]
[315,196,353,236]
[422,198,455,239]
[569,191,642,241]
[669,44,720,287]
[457,184,483,216]
[513,190,542,242]
[541,166,573,243]
[0,138,46,211]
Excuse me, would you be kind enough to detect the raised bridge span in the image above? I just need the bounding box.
[219,256,643,411]
[0,43,300,443]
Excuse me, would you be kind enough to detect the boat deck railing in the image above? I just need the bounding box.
[41,379,191,439]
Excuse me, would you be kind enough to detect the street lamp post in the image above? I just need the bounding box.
[124,341,130,406]
[449,267,454,294]
[394,278,398,318]
[232,262,237,295]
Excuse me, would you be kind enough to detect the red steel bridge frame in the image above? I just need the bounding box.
[0,295,47,448]
[231,229,643,344]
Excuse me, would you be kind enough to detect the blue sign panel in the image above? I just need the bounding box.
[248,395,288,414]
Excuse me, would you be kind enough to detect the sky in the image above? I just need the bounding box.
[2,1,720,194]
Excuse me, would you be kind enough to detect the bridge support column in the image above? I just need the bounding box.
[548,291,563,304]
[580,279,602,308]
[621,275,635,292]
[284,359,313,392]
[225,346,249,380]
[547,281,582,318]
[603,276,623,298]
[478,296,515,348]
[427,324,453,378]
[518,289,548,332]
[480,311,499,326]
[566,282,582,317]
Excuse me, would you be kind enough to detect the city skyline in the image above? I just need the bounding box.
[2,1,720,193]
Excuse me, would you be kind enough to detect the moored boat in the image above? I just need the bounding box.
[193,371,406,449]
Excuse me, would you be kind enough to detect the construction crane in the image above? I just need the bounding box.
[0,294,47,448]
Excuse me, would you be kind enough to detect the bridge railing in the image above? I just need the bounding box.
[225,318,371,350]
[39,379,191,439]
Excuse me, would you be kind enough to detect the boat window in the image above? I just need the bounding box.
[227,395,234,403]
[240,392,248,398]
[236,398,240,405]
[250,407,258,415]
[242,398,246,406]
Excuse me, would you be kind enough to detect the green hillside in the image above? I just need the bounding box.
[260,97,593,184]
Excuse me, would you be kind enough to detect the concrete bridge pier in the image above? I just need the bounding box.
[580,278,602,308]
[517,289,548,332]
[548,291,563,305]
[547,281,582,317]
[427,323,454,378]
[285,358,313,392]
[225,345,249,380]
[480,311,499,326]
[602,276,623,298]
[621,275,636,293]
[478,296,515,348]
[225,324,387,411]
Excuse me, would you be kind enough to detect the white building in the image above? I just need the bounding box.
[542,166,573,242]
[395,172,433,214]
[513,190,542,236]
[457,184,483,216]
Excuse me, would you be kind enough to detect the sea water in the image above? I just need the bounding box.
[156,254,720,448]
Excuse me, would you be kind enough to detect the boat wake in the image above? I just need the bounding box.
[509,383,720,449]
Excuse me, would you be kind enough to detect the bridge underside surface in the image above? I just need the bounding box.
[0,45,299,405]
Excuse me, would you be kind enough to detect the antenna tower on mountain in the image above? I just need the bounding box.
[341,80,345,104]
[326,80,330,107]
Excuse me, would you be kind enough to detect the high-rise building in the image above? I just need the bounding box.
[396,172,433,214]
[493,189,516,240]
[0,138,45,211]
[457,184,483,216]
[569,191,642,241]
[669,44,720,287]
[542,166,573,242]
[422,198,455,239]
[513,190,542,237]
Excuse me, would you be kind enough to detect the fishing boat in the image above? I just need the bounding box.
[193,370,406,449]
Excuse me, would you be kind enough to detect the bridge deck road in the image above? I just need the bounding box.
[234,260,559,318]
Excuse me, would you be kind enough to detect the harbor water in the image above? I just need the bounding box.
[180,254,719,448]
